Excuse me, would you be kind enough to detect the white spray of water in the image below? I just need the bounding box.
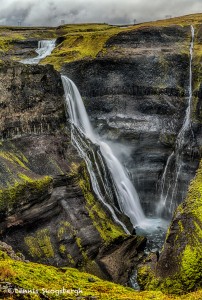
[157,25,195,215]
[62,76,150,230]
[21,39,56,65]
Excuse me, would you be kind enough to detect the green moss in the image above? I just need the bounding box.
[25,229,54,259]
[57,227,66,240]
[0,150,29,170]
[137,265,154,289]
[0,175,52,213]
[59,243,75,265]
[42,26,128,70]
[1,248,202,299]
[43,14,202,71]
[178,220,184,233]
[0,31,25,53]
[57,220,89,266]
[57,221,75,242]
[56,23,115,35]
[75,236,88,263]
[76,162,126,244]
[67,253,75,265]
[181,245,202,291]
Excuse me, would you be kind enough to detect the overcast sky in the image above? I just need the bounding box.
[0,0,202,27]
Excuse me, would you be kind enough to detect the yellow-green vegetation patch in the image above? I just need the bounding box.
[178,161,202,291]
[0,32,24,52]
[57,221,72,240]
[0,145,32,186]
[25,229,54,259]
[41,14,202,71]
[0,249,202,299]
[73,162,126,243]
[75,236,88,263]
[42,24,128,70]
[56,23,115,35]
[56,219,88,266]
[185,160,202,220]
[0,174,52,213]
[0,150,29,170]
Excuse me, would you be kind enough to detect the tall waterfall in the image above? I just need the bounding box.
[157,25,195,216]
[62,76,147,230]
[21,39,56,65]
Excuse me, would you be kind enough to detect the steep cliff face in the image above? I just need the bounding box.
[0,62,65,140]
[0,61,145,284]
[62,24,201,216]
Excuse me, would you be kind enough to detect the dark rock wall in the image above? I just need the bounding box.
[0,62,65,139]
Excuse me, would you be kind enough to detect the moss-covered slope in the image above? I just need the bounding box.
[137,160,202,294]
[1,248,202,300]
[2,14,202,71]
[42,24,128,70]
[44,14,202,70]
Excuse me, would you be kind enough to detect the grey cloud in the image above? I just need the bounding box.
[0,0,201,26]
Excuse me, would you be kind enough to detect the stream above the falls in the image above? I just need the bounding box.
[21,39,56,64]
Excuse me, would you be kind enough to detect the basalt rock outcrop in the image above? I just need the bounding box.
[0,61,146,285]
[62,24,202,216]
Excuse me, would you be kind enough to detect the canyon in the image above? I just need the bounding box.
[0,14,201,299]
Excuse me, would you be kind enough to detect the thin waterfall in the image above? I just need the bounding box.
[157,25,195,216]
[62,76,147,230]
[176,25,195,149]
[21,39,56,65]
[157,151,174,215]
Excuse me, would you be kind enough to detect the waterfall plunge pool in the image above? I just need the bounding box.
[136,217,169,253]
